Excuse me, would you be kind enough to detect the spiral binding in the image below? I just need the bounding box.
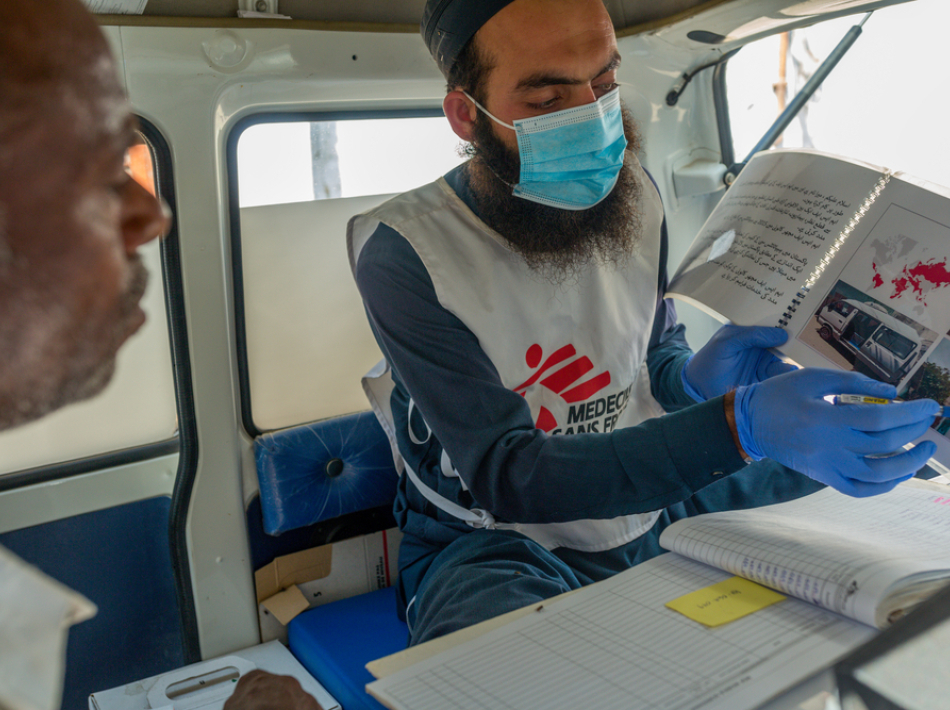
[777,172,892,328]
[779,290,809,327]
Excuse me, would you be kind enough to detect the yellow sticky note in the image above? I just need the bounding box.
[665,576,785,627]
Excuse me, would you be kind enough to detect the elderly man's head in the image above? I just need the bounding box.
[0,0,169,430]
[424,0,643,279]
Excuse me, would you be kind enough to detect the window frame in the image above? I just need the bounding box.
[0,117,192,493]
[139,116,202,664]
[712,58,737,174]
[0,117,201,663]
[227,109,447,437]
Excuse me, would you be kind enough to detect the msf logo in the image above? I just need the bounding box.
[513,344,621,434]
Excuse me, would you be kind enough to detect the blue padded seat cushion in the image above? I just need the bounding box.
[255,411,398,535]
[289,586,408,710]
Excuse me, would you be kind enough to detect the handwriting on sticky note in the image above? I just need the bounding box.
[665,576,785,627]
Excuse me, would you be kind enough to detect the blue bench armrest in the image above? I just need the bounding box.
[254,411,398,535]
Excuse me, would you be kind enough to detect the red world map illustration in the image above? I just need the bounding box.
[871,258,950,305]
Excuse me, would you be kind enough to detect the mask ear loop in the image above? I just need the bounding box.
[459,91,518,190]
[462,91,516,131]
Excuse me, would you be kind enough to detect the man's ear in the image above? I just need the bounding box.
[443,90,477,142]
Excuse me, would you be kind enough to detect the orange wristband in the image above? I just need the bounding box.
[723,390,752,464]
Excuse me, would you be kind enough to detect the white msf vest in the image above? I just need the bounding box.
[348,157,667,552]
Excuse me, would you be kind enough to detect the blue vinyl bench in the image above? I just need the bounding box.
[253,411,408,710]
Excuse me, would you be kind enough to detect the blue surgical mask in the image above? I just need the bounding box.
[463,87,627,211]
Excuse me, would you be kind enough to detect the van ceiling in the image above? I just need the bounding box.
[138,0,695,24]
[125,0,914,47]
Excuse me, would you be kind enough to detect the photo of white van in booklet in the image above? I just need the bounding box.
[815,295,924,385]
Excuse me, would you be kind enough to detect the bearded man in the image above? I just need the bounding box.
[349,0,939,646]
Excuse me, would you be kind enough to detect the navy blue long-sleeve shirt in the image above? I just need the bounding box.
[354,164,749,552]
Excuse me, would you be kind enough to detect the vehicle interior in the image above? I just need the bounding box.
[1,0,946,707]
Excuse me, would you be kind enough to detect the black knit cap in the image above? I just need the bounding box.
[421,0,517,77]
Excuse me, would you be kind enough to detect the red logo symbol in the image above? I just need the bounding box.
[513,344,612,432]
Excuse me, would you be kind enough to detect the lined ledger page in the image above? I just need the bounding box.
[658,482,950,628]
[368,554,872,710]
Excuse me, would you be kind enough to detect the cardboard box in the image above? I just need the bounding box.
[255,528,402,643]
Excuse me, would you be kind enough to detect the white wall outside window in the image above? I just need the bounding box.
[236,115,466,430]
[728,0,950,189]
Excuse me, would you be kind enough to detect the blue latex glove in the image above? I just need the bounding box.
[734,369,940,497]
[682,325,797,402]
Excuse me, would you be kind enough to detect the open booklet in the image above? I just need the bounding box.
[367,482,950,710]
[658,479,950,630]
[668,149,950,471]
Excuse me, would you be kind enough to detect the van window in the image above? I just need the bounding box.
[725,0,950,189]
[873,328,916,361]
[0,133,178,476]
[234,115,465,431]
[830,301,853,316]
[848,311,881,345]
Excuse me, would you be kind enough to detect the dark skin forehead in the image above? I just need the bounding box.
[0,0,108,81]
[0,0,122,130]
[0,0,132,180]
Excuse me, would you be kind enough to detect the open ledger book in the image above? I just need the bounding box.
[658,480,950,630]
[368,481,950,710]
